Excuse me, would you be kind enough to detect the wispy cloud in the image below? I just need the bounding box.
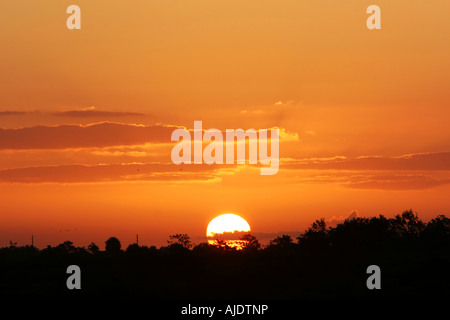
[305,130,317,136]
[282,152,450,171]
[53,110,145,117]
[0,121,298,150]
[0,163,236,184]
[0,108,144,118]
[274,100,295,106]
[0,111,32,116]
[327,210,360,226]
[281,152,450,190]
[345,173,450,190]
[287,170,450,190]
[0,122,179,150]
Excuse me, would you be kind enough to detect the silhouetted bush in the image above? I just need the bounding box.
[87,242,100,254]
[105,237,122,254]
[167,233,192,249]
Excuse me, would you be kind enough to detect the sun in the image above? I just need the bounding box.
[206,213,251,249]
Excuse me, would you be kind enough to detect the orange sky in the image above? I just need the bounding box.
[1,1,449,249]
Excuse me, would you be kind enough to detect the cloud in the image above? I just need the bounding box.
[53,110,145,117]
[0,108,144,118]
[90,150,149,157]
[288,170,450,190]
[0,122,299,150]
[205,230,303,244]
[0,122,179,150]
[252,231,302,243]
[282,152,450,171]
[280,152,450,190]
[274,100,294,106]
[327,210,360,226]
[0,163,235,183]
[305,130,317,136]
[237,101,301,128]
[278,128,299,142]
[282,156,347,164]
[207,231,251,240]
[0,111,32,116]
[345,174,450,190]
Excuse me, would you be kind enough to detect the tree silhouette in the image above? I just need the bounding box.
[328,216,394,250]
[269,235,294,248]
[266,234,297,256]
[297,218,329,250]
[390,209,425,239]
[209,238,234,250]
[421,214,450,248]
[87,242,100,254]
[105,237,122,254]
[56,241,77,254]
[240,233,261,251]
[167,233,192,249]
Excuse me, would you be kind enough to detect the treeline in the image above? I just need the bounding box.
[0,210,449,299]
[1,210,449,256]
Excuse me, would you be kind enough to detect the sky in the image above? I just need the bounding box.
[0,0,449,249]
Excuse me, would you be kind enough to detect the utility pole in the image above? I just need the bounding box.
[31,235,34,247]
[136,234,139,246]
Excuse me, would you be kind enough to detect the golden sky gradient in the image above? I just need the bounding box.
[0,1,449,248]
